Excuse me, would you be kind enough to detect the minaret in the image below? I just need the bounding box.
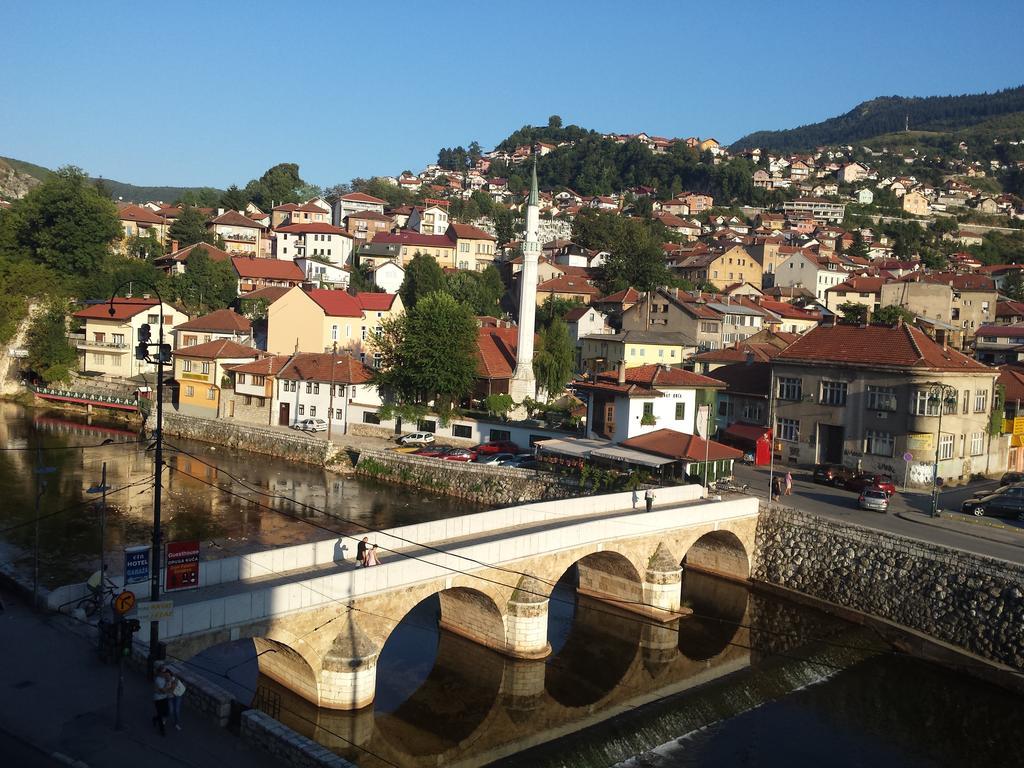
[509,158,540,405]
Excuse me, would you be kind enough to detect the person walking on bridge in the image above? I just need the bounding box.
[644,488,654,513]
[356,537,369,566]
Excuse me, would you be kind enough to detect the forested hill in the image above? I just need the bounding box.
[730,85,1024,152]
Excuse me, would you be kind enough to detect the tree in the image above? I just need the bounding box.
[168,206,215,248]
[533,317,575,400]
[548,115,563,129]
[837,301,868,324]
[244,163,307,209]
[0,166,119,275]
[847,230,869,259]
[348,261,376,293]
[536,295,584,329]
[371,292,478,414]
[573,209,670,293]
[493,207,515,247]
[124,231,165,261]
[26,302,77,383]
[220,185,248,211]
[1003,270,1024,302]
[400,253,447,308]
[873,305,916,326]
[172,248,238,313]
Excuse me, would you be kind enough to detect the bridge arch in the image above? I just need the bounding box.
[252,634,321,707]
[682,529,750,581]
[571,550,645,607]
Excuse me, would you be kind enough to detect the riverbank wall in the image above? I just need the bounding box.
[355,448,581,505]
[753,505,1024,682]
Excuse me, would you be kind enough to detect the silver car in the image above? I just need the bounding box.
[859,488,889,512]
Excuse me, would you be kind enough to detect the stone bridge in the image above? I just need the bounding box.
[155,485,758,711]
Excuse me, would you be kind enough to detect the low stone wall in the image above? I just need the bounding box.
[753,505,1024,671]
[168,662,234,727]
[159,412,333,465]
[355,448,580,505]
[241,709,356,768]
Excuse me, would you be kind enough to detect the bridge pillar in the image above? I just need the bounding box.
[505,575,552,659]
[319,614,379,710]
[643,542,685,620]
[640,620,680,676]
[499,658,547,715]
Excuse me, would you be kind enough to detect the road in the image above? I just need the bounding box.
[730,464,1024,565]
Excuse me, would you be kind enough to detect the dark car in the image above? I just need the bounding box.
[961,484,1024,520]
[844,473,897,497]
[813,464,855,486]
[472,440,521,455]
[999,471,1024,487]
[440,448,474,462]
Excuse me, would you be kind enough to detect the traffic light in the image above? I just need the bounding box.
[126,618,141,633]
[138,324,152,343]
[118,618,142,657]
[159,344,172,364]
[135,342,148,361]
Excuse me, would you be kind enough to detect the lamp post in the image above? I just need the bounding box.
[925,382,958,518]
[108,283,169,674]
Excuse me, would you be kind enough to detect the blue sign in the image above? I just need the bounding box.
[124,546,150,584]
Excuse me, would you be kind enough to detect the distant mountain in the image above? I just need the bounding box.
[730,85,1024,152]
[0,156,222,204]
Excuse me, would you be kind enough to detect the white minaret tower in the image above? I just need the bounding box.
[509,158,540,405]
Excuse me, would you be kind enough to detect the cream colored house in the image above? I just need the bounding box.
[446,223,497,271]
[173,340,262,418]
[208,210,266,256]
[266,287,403,361]
[72,298,189,379]
[902,190,930,217]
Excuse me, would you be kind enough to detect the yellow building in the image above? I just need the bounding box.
[72,298,189,379]
[579,330,696,374]
[446,223,497,271]
[266,287,404,362]
[677,245,763,290]
[173,339,261,418]
[359,232,456,269]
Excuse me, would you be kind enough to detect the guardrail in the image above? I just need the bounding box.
[31,385,142,412]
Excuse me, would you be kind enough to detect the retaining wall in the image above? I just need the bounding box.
[158,412,334,465]
[753,505,1024,671]
[240,709,356,768]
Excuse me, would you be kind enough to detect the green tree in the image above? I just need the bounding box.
[873,304,916,326]
[573,209,670,293]
[536,295,584,329]
[847,230,869,259]
[26,302,77,384]
[348,261,376,293]
[0,166,119,274]
[175,188,221,207]
[220,184,248,211]
[124,231,166,261]
[172,247,238,313]
[837,301,868,324]
[493,207,515,246]
[533,317,575,399]
[371,292,478,414]
[0,259,59,344]
[400,253,447,307]
[168,206,215,248]
[1002,270,1024,302]
[244,163,307,209]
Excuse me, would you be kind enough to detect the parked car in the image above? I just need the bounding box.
[961,484,1024,520]
[475,452,516,465]
[500,454,539,469]
[472,440,521,455]
[858,488,890,513]
[292,418,328,432]
[844,473,897,497]
[440,448,474,462]
[812,464,855,486]
[397,432,435,446]
[999,471,1024,487]
[412,445,446,458]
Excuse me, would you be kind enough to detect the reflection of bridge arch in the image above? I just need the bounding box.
[677,570,748,661]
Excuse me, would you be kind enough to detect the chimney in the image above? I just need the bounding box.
[863,306,872,327]
[617,360,626,385]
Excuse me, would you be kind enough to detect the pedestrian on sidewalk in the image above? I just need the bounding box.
[772,476,783,502]
[167,669,187,731]
[644,488,654,513]
[785,471,793,496]
[356,537,369,566]
[152,662,172,736]
[364,544,380,567]
[631,486,639,510]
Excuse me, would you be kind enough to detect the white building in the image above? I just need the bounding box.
[774,250,850,301]
[296,257,350,289]
[407,205,450,236]
[273,352,381,432]
[332,192,386,227]
[274,223,354,267]
[371,261,405,294]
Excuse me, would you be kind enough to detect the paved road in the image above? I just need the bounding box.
[731,464,1024,565]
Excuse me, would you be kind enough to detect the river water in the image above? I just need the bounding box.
[2,403,1022,766]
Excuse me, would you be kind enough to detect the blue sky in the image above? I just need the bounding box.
[1,0,1020,189]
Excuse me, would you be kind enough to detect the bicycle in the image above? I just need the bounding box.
[75,577,118,618]
[714,478,750,494]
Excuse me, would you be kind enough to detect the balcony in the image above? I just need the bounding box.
[71,334,128,351]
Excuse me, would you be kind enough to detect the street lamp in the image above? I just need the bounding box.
[924,382,958,518]
[108,282,170,674]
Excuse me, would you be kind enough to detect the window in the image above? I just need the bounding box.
[306,382,312,394]
[864,430,894,457]
[147,314,158,324]
[962,389,970,414]
[821,381,847,406]
[243,395,252,406]
[183,360,192,372]
[185,385,194,397]
[489,429,511,442]
[298,405,305,416]
[206,387,215,400]
[255,397,265,407]
[975,390,988,413]
[362,411,381,425]
[675,402,686,420]
[642,402,655,419]
[313,383,319,395]
[112,333,124,345]
[452,424,472,439]
[970,432,984,456]
[866,386,896,411]
[778,377,801,401]
[417,420,436,433]
[309,406,316,417]
[700,321,717,334]
[911,390,940,416]
[332,325,338,341]
[361,326,367,341]
[938,433,954,460]
[253,375,265,386]
[335,409,343,420]
[201,362,210,375]
[777,417,799,442]
[742,402,763,422]
[237,374,246,385]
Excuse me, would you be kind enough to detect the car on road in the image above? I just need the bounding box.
[858,488,890,512]
[475,452,516,465]
[999,471,1024,487]
[292,418,328,432]
[844,473,897,497]
[397,432,435,446]
[440,447,474,462]
[499,454,539,469]
[412,445,447,458]
[812,464,855,486]
[961,484,1024,520]
[472,440,521,455]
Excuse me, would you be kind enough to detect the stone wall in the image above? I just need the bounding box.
[240,709,356,768]
[753,505,1024,671]
[158,412,334,466]
[354,448,580,505]
[166,662,234,727]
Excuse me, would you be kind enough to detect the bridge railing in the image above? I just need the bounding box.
[31,385,140,410]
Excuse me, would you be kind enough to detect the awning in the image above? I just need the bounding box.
[590,445,675,468]
[722,423,771,442]
[534,438,611,459]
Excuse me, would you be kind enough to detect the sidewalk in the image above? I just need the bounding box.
[0,595,282,768]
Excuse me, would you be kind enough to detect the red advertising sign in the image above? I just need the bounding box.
[165,540,200,592]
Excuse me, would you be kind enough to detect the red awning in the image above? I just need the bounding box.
[722,423,771,442]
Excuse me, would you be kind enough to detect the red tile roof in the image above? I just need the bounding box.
[619,429,743,462]
[278,352,373,384]
[997,300,1024,319]
[356,293,398,312]
[594,364,725,390]
[227,355,290,376]
[74,297,161,320]
[231,257,304,281]
[776,323,991,372]
[239,286,291,304]
[757,299,820,320]
[211,210,266,229]
[306,289,363,317]
[997,365,1024,403]
[346,211,394,222]
[826,275,886,294]
[174,309,251,334]
[162,242,232,263]
[476,327,519,379]
[339,192,387,205]
[276,223,351,236]
[594,287,640,305]
[372,231,453,249]
[173,339,260,360]
[447,222,496,241]
[536,275,601,297]
[897,272,995,291]
[117,204,166,225]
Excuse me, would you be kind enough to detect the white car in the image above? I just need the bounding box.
[475,452,516,465]
[292,418,328,432]
[397,431,435,446]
